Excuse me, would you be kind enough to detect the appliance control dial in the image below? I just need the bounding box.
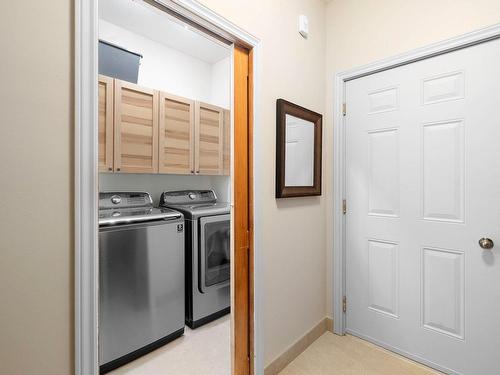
[110,195,121,205]
[188,193,196,200]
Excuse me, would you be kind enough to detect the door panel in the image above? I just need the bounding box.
[368,128,399,217]
[422,247,465,340]
[346,39,500,374]
[367,239,399,318]
[195,102,223,175]
[159,92,195,174]
[422,119,465,222]
[98,75,114,172]
[114,79,158,173]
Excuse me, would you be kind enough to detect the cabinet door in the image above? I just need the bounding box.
[114,80,158,173]
[195,102,224,175]
[159,93,195,174]
[222,109,231,176]
[98,75,114,172]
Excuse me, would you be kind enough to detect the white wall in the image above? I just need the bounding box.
[99,19,230,108]
[210,57,231,109]
[324,0,500,319]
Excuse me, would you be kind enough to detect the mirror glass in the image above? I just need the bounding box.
[284,114,315,186]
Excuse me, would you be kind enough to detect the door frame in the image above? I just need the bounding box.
[332,23,500,335]
[74,1,262,374]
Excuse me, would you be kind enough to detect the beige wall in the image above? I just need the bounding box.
[324,0,500,318]
[0,1,73,375]
[198,0,328,366]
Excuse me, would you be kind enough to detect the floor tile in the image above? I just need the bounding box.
[279,333,442,375]
[108,315,230,375]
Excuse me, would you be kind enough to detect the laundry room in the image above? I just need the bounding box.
[97,0,232,373]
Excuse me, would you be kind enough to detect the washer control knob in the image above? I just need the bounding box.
[111,195,121,205]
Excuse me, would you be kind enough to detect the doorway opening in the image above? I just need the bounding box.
[75,1,259,374]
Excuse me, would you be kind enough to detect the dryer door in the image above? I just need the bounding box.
[199,214,230,293]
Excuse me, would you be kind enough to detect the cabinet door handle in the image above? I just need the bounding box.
[117,168,121,172]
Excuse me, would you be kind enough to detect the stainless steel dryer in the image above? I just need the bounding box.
[160,190,230,328]
[98,192,185,374]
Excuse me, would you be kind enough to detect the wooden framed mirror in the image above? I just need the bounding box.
[276,99,322,198]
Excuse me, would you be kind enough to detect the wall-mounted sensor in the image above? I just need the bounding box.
[298,15,309,39]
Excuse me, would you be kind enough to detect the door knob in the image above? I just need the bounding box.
[479,238,494,250]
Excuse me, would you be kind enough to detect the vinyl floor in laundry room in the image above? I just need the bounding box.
[108,314,230,375]
[279,333,443,375]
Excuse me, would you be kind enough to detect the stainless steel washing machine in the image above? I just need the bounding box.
[160,190,230,328]
[98,192,185,373]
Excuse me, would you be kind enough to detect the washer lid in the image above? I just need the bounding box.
[159,190,229,219]
[99,207,182,226]
[161,202,230,219]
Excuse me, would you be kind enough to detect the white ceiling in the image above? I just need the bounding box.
[99,0,230,64]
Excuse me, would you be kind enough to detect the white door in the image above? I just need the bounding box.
[345,38,500,375]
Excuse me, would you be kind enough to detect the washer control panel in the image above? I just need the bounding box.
[160,190,217,206]
[99,192,153,210]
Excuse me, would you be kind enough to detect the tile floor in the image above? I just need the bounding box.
[107,318,441,375]
[109,314,230,375]
[279,333,442,375]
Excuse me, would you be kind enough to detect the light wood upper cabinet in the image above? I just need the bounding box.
[98,75,114,172]
[159,93,195,174]
[222,109,230,176]
[195,102,224,175]
[113,79,159,173]
[97,75,230,176]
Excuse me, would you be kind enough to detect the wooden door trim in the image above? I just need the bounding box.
[233,45,252,375]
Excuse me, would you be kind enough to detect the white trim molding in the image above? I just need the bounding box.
[74,0,99,374]
[75,1,262,374]
[332,72,346,335]
[332,23,500,335]
[154,0,260,48]
[251,42,264,375]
